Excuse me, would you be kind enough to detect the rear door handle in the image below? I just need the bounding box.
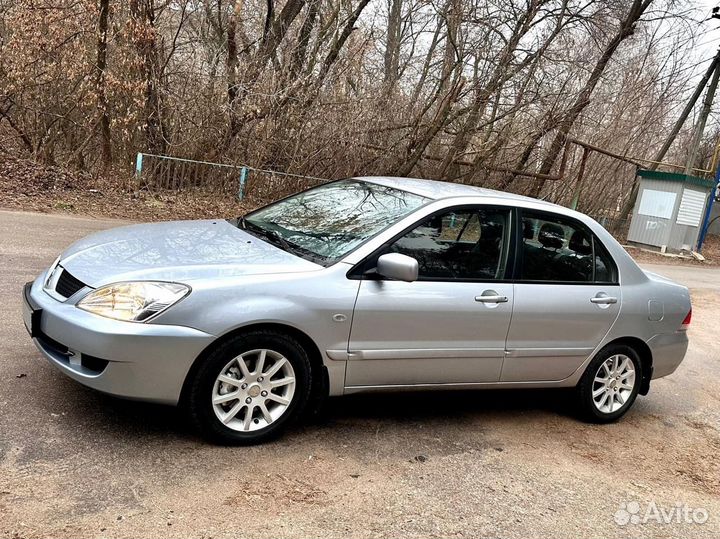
[590,296,617,304]
[475,294,508,304]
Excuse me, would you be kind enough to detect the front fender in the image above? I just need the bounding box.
[153,266,360,396]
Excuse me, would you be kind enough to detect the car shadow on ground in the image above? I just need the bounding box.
[72,381,579,444]
[323,388,576,421]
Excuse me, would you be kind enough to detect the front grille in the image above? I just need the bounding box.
[55,268,87,298]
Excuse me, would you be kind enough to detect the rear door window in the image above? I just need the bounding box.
[519,211,617,283]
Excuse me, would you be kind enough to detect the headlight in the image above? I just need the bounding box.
[77,282,190,322]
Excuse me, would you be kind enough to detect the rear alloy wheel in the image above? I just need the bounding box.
[188,331,311,444]
[577,344,642,423]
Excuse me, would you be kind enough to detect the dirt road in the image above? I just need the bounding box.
[1,209,718,538]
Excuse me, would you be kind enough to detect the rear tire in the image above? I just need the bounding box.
[576,344,642,423]
[187,330,312,444]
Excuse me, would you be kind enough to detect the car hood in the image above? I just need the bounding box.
[59,219,322,287]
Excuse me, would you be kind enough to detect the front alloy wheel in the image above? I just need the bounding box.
[212,349,296,432]
[577,344,642,423]
[187,330,311,444]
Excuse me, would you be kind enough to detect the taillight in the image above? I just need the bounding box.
[680,308,692,330]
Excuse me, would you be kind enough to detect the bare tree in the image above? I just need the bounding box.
[0,0,711,227]
[524,0,654,197]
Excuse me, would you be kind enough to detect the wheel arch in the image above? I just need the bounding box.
[179,322,329,406]
[601,336,653,395]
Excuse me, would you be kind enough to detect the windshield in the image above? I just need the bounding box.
[242,179,429,264]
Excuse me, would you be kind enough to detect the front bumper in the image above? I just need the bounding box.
[23,276,216,404]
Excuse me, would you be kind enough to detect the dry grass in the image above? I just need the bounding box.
[0,157,257,221]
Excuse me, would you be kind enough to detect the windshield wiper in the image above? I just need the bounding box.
[243,220,292,251]
[265,229,293,252]
[242,220,330,266]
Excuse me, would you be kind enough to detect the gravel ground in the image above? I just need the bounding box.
[1,209,719,539]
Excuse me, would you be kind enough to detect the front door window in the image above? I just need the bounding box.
[387,208,511,281]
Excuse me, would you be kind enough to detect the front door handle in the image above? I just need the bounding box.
[590,295,617,305]
[475,290,508,303]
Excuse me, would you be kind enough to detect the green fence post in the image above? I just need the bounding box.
[238,167,248,201]
[135,153,144,180]
[570,192,579,210]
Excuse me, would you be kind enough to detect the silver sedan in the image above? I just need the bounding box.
[23,177,691,443]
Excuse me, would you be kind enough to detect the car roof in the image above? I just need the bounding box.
[354,176,560,209]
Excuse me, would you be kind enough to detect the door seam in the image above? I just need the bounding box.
[498,285,516,380]
[342,279,363,390]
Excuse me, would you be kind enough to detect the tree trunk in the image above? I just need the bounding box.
[394,80,464,177]
[439,0,573,183]
[0,102,34,154]
[438,3,539,181]
[290,0,319,77]
[393,0,461,176]
[410,12,443,104]
[383,0,402,90]
[495,115,559,190]
[314,0,372,88]
[526,0,653,198]
[96,0,112,168]
[220,0,306,152]
[129,0,166,155]
[226,0,242,143]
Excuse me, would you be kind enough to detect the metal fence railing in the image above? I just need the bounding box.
[134,153,328,201]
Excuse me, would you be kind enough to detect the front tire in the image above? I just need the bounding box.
[187,330,312,444]
[576,344,642,423]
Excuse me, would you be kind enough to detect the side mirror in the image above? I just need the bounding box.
[376,253,419,282]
